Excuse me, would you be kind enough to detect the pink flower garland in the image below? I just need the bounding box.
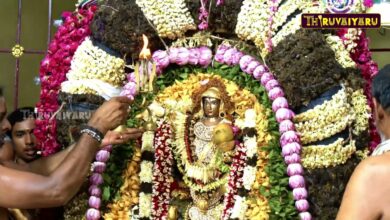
[337,29,380,150]
[35,5,97,156]
[86,144,113,220]
[152,44,311,219]
[198,0,209,30]
[152,122,174,219]
[265,0,280,52]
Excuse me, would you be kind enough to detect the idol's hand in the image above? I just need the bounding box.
[101,128,144,146]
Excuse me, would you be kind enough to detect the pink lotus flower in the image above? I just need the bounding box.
[231,51,244,66]
[295,199,310,212]
[188,48,200,65]
[253,65,266,80]
[95,150,110,162]
[260,72,274,85]
[268,87,285,101]
[276,108,295,122]
[88,196,101,209]
[287,163,304,176]
[86,208,100,220]
[89,173,103,185]
[176,47,190,66]
[265,79,280,92]
[280,131,300,146]
[293,187,308,200]
[279,120,295,133]
[299,212,312,220]
[93,161,107,173]
[168,47,179,63]
[89,185,102,197]
[246,60,260,75]
[282,142,301,156]
[199,46,212,67]
[153,50,170,69]
[215,44,229,63]
[239,55,254,71]
[289,175,305,188]
[272,97,289,112]
[223,48,236,65]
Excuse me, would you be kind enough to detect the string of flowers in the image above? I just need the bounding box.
[137,130,155,219]
[222,142,247,220]
[211,44,311,220]
[198,0,209,30]
[301,138,356,169]
[231,110,257,219]
[35,3,97,156]
[86,144,113,220]
[337,29,380,151]
[265,0,280,52]
[135,0,195,39]
[152,122,174,219]
[152,44,308,218]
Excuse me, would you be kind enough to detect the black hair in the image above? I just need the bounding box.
[6,107,36,138]
[0,87,3,97]
[372,64,390,112]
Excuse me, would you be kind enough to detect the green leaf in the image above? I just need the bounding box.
[102,186,111,201]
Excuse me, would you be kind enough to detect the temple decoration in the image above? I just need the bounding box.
[36,0,378,219]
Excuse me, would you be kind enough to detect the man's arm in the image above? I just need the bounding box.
[0,134,98,209]
[337,158,383,220]
[3,129,143,175]
[0,97,133,209]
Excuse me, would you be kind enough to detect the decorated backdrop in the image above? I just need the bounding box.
[35,0,379,219]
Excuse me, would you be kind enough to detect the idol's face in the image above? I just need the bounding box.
[203,97,221,118]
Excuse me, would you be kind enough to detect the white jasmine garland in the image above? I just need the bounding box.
[243,136,257,158]
[235,0,269,47]
[135,0,195,39]
[325,34,356,68]
[61,79,122,100]
[230,195,248,220]
[139,161,153,183]
[242,166,257,190]
[138,192,152,218]
[66,37,125,87]
[141,131,155,152]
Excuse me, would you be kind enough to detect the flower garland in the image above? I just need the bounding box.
[65,37,126,87]
[301,138,356,169]
[337,30,380,150]
[294,87,354,145]
[230,110,258,219]
[151,121,174,219]
[211,45,310,219]
[222,142,247,220]
[337,28,362,53]
[135,0,195,39]
[104,147,141,220]
[148,45,304,218]
[235,0,269,48]
[271,5,325,50]
[325,34,357,69]
[35,4,97,156]
[154,73,270,218]
[136,131,155,219]
[264,0,280,52]
[86,145,113,220]
[351,89,370,135]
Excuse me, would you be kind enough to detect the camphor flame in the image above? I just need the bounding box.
[139,34,151,59]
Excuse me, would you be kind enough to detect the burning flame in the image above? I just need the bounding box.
[139,34,151,59]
